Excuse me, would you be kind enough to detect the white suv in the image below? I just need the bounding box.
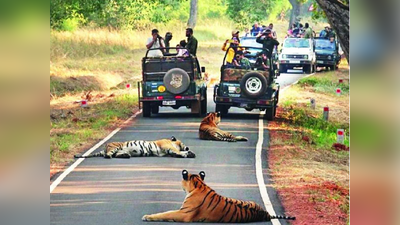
[279,38,316,74]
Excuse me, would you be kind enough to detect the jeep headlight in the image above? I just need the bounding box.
[281,54,286,59]
[304,55,308,59]
[327,55,332,60]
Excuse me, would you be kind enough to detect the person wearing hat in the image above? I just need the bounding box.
[256,29,279,59]
[222,31,243,68]
[185,28,198,56]
[146,28,165,57]
[319,26,330,39]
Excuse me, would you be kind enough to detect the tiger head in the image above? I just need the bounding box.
[201,112,221,126]
[169,136,190,152]
[181,170,206,193]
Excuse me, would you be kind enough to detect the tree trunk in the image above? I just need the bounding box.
[288,0,301,29]
[315,0,349,62]
[187,0,198,28]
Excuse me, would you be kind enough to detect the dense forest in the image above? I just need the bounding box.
[50,0,321,31]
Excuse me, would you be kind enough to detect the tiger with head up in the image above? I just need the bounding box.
[199,112,248,142]
[74,136,195,159]
[142,170,295,222]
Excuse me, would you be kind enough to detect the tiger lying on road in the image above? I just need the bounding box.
[142,170,295,222]
[74,136,195,159]
[199,112,248,142]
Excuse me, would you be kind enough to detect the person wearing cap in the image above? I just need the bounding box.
[146,29,165,57]
[185,28,198,56]
[222,31,243,68]
[256,29,279,59]
[234,50,251,70]
[319,26,330,39]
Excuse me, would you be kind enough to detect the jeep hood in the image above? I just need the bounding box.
[315,49,334,55]
[281,48,311,55]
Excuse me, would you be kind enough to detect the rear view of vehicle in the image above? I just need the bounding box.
[214,46,280,120]
[279,38,316,74]
[139,48,207,117]
[315,38,341,70]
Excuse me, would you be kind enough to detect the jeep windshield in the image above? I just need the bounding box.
[283,38,310,48]
[315,39,336,50]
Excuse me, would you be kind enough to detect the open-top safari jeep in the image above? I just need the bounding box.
[138,48,207,117]
[214,46,280,120]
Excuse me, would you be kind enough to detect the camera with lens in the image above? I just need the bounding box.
[157,34,162,39]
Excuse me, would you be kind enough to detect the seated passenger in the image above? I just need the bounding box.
[234,51,251,70]
[176,40,189,57]
[254,52,270,70]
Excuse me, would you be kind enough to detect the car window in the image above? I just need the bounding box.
[283,38,310,48]
[315,39,336,50]
[240,38,262,48]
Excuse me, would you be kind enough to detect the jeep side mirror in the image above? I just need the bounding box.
[201,67,206,73]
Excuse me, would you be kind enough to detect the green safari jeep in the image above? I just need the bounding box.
[138,48,207,117]
[214,46,280,120]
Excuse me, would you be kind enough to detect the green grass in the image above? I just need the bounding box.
[50,94,138,164]
[297,74,349,95]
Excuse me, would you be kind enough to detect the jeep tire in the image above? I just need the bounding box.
[163,68,190,94]
[201,88,207,115]
[279,65,287,74]
[142,102,151,117]
[240,72,268,99]
[151,105,159,114]
[216,104,228,116]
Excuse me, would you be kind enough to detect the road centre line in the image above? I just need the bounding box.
[50,110,142,193]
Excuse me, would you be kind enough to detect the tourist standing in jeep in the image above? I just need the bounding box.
[146,29,165,57]
[256,30,280,58]
[186,28,198,56]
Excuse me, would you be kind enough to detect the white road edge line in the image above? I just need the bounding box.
[255,72,316,224]
[50,110,142,193]
[255,111,281,225]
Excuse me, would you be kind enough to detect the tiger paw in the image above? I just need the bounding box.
[142,215,152,221]
[186,151,196,158]
[236,136,248,141]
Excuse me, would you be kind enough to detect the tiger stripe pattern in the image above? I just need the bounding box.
[199,112,248,142]
[74,136,195,159]
[142,170,295,222]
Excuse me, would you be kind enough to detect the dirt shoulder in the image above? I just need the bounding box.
[268,68,350,224]
[50,90,138,180]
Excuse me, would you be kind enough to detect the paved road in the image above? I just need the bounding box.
[50,70,308,225]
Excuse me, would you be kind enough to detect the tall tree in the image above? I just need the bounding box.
[314,0,349,62]
[288,0,301,29]
[187,0,198,28]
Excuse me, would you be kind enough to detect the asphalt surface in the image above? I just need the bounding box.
[50,70,307,225]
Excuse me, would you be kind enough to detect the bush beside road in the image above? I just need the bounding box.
[268,68,349,224]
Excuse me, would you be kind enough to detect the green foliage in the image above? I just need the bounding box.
[297,75,349,95]
[226,0,274,28]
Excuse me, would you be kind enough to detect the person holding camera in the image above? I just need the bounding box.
[164,32,173,53]
[146,29,165,57]
[256,29,279,59]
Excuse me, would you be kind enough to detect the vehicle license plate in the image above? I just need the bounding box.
[162,100,176,106]
[290,60,300,63]
[317,60,324,63]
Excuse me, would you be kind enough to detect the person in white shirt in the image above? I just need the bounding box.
[176,40,189,57]
[146,29,165,57]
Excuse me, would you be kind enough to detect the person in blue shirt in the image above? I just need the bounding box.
[251,22,263,36]
[319,26,330,39]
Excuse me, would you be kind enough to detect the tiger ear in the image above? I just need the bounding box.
[199,171,205,180]
[216,112,221,117]
[182,170,189,180]
[171,136,177,141]
[184,146,190,151]
[206,112,210,116]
